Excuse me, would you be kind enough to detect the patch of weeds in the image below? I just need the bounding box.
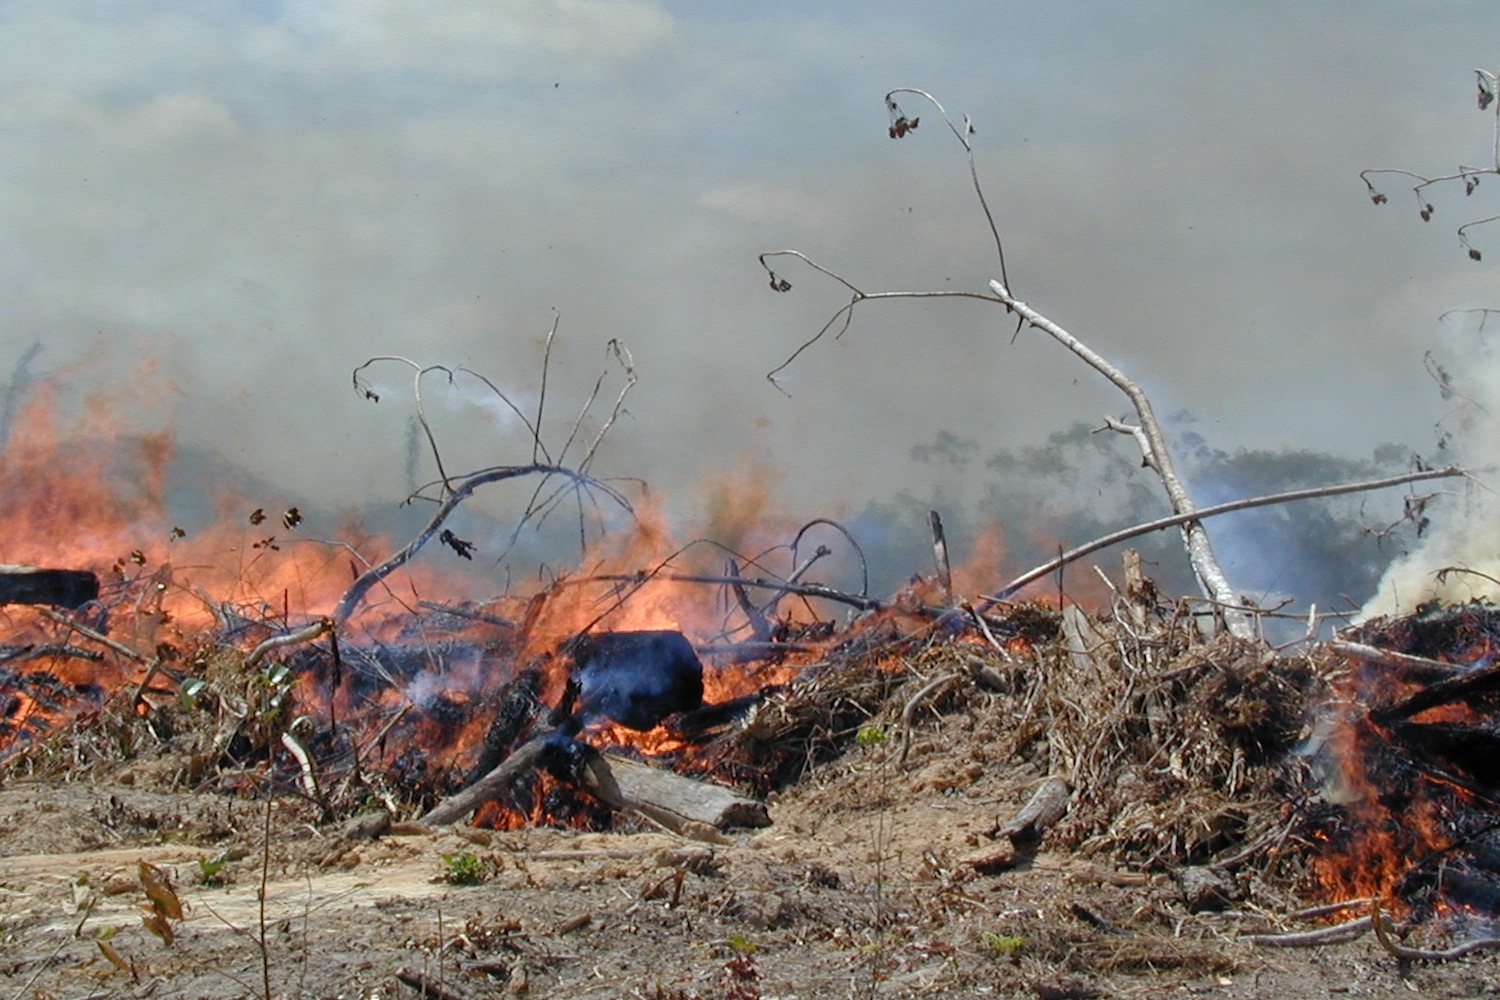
[981,931,1025,961]
[439,850,491,886]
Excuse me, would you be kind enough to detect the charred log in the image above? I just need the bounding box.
[563,630,704,732]
[0,566,99,609]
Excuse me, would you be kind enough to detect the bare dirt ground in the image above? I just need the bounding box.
[4,732,1497,999]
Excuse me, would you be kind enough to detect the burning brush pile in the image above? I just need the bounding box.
[8,527,1500,962]
[3,386,1500,981]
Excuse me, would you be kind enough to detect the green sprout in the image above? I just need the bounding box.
[855,724,888,748]
[440,851,487,886]
[196,851,230,886]
[981,931,1025,959]
[726,932,758,954]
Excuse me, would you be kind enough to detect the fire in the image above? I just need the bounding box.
[1312,614,1500,921]
[0,362,1016,835]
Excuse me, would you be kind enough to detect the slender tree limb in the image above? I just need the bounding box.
[984,465,1465,606]
[244,618,333,671]
[990,279,1252,636]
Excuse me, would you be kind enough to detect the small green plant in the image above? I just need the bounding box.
[196,851,230,887]
[855,724,888,748]
[726,932,757,953]
[440,851,487,886]
[981,931,1025,960]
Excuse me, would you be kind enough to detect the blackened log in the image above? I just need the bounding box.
[566,630,704,731]
[465,669,545,785]
[0,566,99,609]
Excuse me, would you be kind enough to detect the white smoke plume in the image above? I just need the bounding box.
[1361,322,1500,617]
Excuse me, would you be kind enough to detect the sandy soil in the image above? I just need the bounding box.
[4,746,1497,999]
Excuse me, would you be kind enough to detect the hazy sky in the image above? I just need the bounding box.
[4,2,1498,551]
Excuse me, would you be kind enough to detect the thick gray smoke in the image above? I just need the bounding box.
[1,4,1492,578]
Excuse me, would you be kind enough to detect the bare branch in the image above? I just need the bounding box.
[986,464,1465,604]
[885,88,1009,290]
[991,278,1253,636]
[333,463,622,623]
[1360,66,1500,260]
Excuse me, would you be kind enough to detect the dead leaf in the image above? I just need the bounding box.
[98,938,132,973]
[138,860,184,920]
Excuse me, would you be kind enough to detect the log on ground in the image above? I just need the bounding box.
[579,751,771,837]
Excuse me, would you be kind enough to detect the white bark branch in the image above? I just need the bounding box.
[989,278,1254,637]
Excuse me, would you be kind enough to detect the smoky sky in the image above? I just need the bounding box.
[3,1,1497,552]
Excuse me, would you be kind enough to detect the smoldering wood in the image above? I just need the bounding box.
[1371,657,1500,724]
[422,728,770,834]
[566,630,704,732]
[0,566,99,609]
[465,669,545,784]
[420,732,552,826]
[726,559,774,643]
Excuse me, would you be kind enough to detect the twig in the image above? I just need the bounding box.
[1371,899,1500,961]
[1244,915,1372,947]
[259,800,272,1000]
[1287,897,1377,922]
[40,607,150,663]
[898,671,963,765]
[586,571,883,612]
[334,464,621,622]
[245,618,333,671]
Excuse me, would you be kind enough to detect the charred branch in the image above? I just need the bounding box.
[1371,657,1500,724]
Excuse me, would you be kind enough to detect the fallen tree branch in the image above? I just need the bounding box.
[984,465,1465,606]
